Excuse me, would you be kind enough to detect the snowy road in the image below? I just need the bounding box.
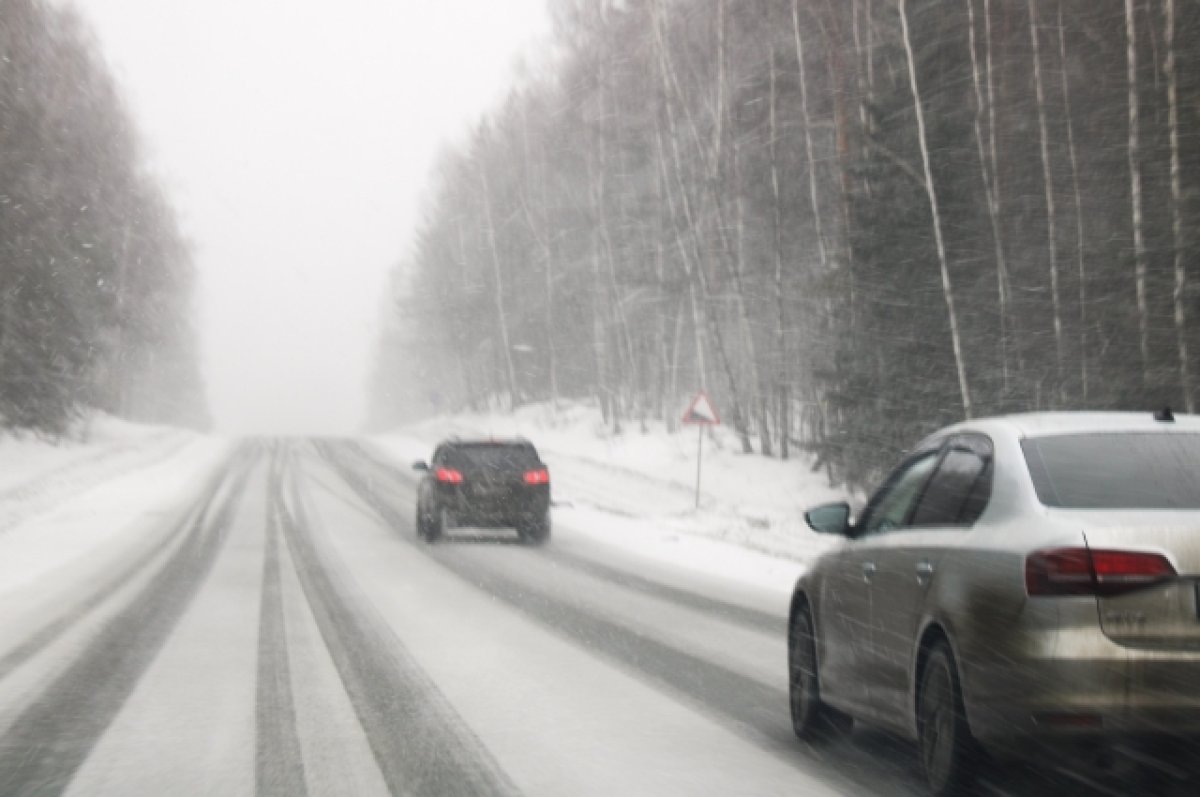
[0,439,1192,796]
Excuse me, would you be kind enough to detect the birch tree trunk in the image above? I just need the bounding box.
[967,0,1012,393]
[899,0,973,417]
[585,144,622,430]
[769,46,789,460]
[733,132,765,452]
[653,108,708,395]
[1126,0,1151,385]
[1058,1,1089,401]
[791,0,829,274]
[1028,0,1065,403]
[453,218,479,409]
[983,0,1021,377]
[517,101,557,408]
[721,0,764,452]
[1164,0,1193,411]
[477,159,520,407]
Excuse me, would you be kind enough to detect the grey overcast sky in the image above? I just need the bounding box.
[73,0,550,435]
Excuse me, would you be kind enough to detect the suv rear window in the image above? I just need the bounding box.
[447,443,540,470]
[1022,433,1200,509]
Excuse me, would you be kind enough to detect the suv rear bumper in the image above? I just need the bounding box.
[436,484,549,527]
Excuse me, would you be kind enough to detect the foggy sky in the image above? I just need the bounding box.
[74,0,549,434]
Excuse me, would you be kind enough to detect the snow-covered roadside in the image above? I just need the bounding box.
[0,435,232,599]
[0,415,198,535]
[554,504,813,606]
[0,414,168,493]
[372,400,855,567]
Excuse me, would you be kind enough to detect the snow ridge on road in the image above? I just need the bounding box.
[255,451,307,797]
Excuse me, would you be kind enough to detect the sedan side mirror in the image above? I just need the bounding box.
[412,460,429,472]
[805,502,852,536]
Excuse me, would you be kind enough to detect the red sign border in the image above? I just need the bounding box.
[682,390,721,426]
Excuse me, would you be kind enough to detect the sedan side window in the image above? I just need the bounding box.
[859,453,939,536]
[910,448,991,527]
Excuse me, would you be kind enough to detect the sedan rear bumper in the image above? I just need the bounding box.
[964,626,1200,751]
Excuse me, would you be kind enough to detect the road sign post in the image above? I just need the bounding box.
[681,392,720,510]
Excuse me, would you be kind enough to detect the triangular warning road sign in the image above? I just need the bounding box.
[682,391,720,425]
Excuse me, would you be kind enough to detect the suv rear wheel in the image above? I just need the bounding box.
[415,505,429,540]
[519,511,551,545]
[422,506,447,543]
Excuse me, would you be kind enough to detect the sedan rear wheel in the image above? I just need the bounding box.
[789,605,851,741]
[918,642,979,795]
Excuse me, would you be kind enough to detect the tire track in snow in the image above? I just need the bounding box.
[0,443,258,797]
[278,444,517,797]
[255,443,307,797]
[541,547,784,635]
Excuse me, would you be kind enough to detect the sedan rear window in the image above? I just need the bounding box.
[1022,433,1200,509]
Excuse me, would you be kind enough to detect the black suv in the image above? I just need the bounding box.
[412,438,551,544]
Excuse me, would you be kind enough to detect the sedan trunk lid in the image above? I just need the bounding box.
[1076,516,1200,650]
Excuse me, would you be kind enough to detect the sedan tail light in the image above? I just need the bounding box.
[523,468,550,485]
[1025,546,1175,597]
[435,467,464,484]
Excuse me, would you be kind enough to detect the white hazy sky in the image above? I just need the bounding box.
[73,0,550,435]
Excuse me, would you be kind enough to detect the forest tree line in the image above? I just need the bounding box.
[0,0,207,435]
[371,0,1200,489]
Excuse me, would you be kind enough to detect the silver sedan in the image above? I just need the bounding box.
[788,411,1200,795]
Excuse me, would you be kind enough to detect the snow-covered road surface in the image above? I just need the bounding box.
[0,439,1192,796]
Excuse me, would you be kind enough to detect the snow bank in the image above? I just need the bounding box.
[0,413,196,536]
[0,436,231,599]
[0,412,169,495]
[374,400,854,563]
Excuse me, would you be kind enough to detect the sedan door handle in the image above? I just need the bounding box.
[861,561,877,582]
[915,560,935,584]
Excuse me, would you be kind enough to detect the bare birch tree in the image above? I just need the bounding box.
[769,45,790,459]
[477,153,520,407]
[791,0,829,274]
[967,0,1013,392]
[1164,0,1193,411]
[899,0,973,417]
[1126,0,1151,385]
[1057,1,1088,401]
[1028,0,1065,403]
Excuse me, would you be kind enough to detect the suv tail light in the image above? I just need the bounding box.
[435,467,464,484]
[523,468,550,485]
[1025,546,1175,597]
